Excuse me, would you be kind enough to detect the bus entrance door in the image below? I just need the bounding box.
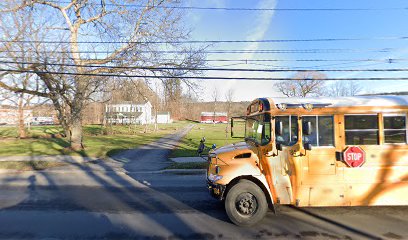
[300,147,345,206]
[299,115,345,206]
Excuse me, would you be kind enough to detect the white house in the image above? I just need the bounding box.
[156,112,172,124]
[105,101,152,125]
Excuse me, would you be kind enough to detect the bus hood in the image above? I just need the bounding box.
[210,141,255,162]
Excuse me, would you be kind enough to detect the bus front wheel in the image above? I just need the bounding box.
[225,179,268,226]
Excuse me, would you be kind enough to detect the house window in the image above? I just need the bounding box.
[345,115,379,145]
[384,115,407,144]
[302,116,334,147]
[275,115,298,146]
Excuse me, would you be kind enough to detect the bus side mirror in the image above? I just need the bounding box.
[275,121,283,136]
[303,121,312,135]
[230,118,234,137]
[304,143,312,151]
[231,117,244,138]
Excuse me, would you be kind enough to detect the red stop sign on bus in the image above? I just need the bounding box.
[343,146,365,167]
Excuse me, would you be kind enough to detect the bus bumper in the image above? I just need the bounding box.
[207,180,226,200]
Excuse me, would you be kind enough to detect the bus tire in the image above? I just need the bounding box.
[225,179,268,226]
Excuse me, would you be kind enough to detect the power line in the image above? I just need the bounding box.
[44,1,408,11]
[1,56,394,71]
[1,48,401,54]
[0,55,404,63]
[1,36,408,44]
[2,60,408,72]
[1,68,408,81]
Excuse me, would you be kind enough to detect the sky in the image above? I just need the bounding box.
[182,0,408,101]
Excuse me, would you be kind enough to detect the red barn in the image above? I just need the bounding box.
[200,112,228,123]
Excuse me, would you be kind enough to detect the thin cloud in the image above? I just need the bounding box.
[226,0,278,94]
[242,0,278,61]
[186,0,227,24]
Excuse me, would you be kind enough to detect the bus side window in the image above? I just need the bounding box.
[345,115,379,145]
[302,116,334,147]
[318,116,334,146]
[302,116,317,146]
[290,116,298,145]
[275,116,298,146]
[384,115,407,144]
[275,116,290,145]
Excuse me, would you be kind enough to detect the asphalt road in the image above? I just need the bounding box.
[0,126,407,239]
[0,172,407,240]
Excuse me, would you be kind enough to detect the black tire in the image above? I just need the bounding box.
[225,179,268,227]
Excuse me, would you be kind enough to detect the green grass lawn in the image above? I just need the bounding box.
[165,161,208,170]
[170,123,245,158]
[0,121,191,157]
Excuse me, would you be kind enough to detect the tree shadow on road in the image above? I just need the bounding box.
[1,127,406,239]
[0,128,230,239]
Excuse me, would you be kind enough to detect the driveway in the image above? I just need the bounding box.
[110,124,194,172]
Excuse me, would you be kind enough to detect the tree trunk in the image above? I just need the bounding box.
[17,94,27,138]
[64,124,71,140]
[70,117,83,151]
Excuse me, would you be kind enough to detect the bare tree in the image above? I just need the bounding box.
[225,88,234,119]
[225,88,234,137]
[0,73,41,138]
[163,78,182,119]
[0,0,205,150]
[275,71,327,97]
[110,80,157,104]
[180,92,199,120]
[212,86,219,125]
[328,80,363,97]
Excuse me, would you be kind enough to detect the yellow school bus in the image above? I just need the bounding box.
[207,96,408,226]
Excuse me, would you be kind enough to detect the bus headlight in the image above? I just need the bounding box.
[208,173,223,183]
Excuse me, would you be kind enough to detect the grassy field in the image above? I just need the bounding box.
[0,161,67,171]
[170,123,245,158]
[0,122,190,157]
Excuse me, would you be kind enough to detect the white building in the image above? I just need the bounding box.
[31,116,55,125]
[105,101,152,125]
[156,112,172,124]
[0,108,32,125]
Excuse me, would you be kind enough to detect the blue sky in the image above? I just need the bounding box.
[183,0,408,101]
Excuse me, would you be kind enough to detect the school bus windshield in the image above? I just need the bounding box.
[245,113,271,146]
